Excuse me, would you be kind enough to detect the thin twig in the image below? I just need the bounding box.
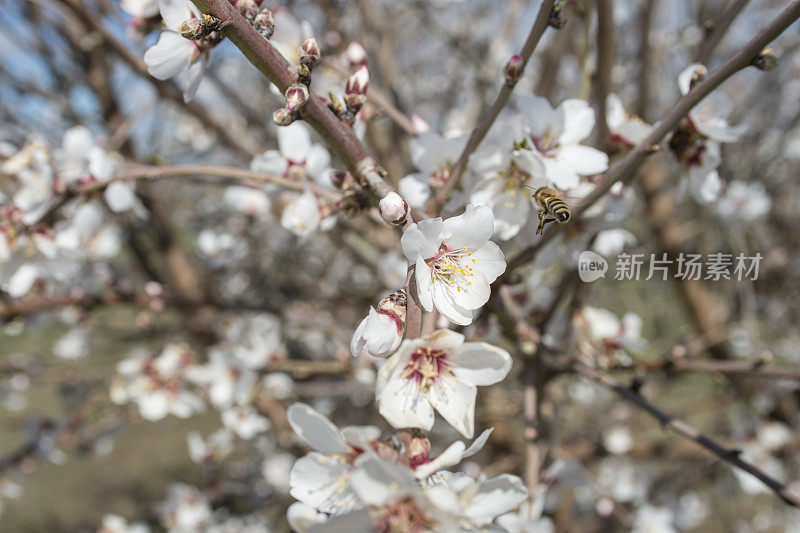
[505,1,800,274]
[610,356,800,381]
[571,360,800,507]
[431,0,557,211]
[694,0,751,64]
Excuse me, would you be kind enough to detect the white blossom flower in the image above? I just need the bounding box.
[351,290,406,358]
[158,483,213,531]
[602,425,634,455]
[287,402,381,514]
[110,345,204,421]
[221,405,270,440]
[678,63,745,143]
[53,327,89,360]
[185,349,256,408]
[606,93,651,147]
[223,186,271,217]
[716,181,771,223]
[573,306,645,363]
[401,204,505,325]
[426,470,528,530]
[99,513,151,533]
[187,429,235,464]
[398,131,467,210]
[280,189,321,238]
[516,95,609,189]
[376,329,511,438]
[144,0,210,102]
[632,504,677,533]
[496,485,554,533]
[250,122,331,186]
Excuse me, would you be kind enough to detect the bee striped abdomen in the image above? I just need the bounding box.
[546,197,570,222]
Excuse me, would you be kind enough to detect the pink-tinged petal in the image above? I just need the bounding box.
[144,32,194,80]
[544,157,580,190]
[278,122,312,162]
[429,376,476,438]
[452,342,512,386]
[464,474,528,523]
[377,371,435,431]
[559,144,609,176]
[431,282,474,326]
[286,403,348,454]
[401,218,443,261]
[442,204,494,251]
[558,99,595,145]
[415,255,434,312]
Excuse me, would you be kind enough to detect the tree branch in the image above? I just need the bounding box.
[431,0,557,212]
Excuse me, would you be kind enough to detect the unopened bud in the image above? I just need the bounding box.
[504,54,524,84]
[379,192,409,226]
[299,38,321,67]
[237,0,260,21]
[345,41,367,66]
[179,18,204,40]
[284,84,309,112]
[689,65,707,90]
[180,14,222,40]
[331,170,355,190]
[253,8,274,39]
[272,107,295,126]
[549,0,567,29]
[395,429,430,469]
[377,289,407,328]
[344,65,369,110]
[753,47,778,71]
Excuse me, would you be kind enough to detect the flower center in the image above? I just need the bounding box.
[430,163,452,187]
[426,246,476,293]
[400,347,453,392]
[497,161,531,193]
[373,497,434,533]
[531,128,559,156]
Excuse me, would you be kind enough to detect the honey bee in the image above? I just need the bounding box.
[531,186,571,235]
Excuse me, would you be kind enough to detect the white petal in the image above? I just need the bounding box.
[377,367,435,431]
[464,474,528,523]
[415,255,435,312]
[279,123,312,162]
[177,57,206,102]
[463,427,494,458]
[158,0,197,30]
[558,99,595,145]
[401,217,443,260]
[414,441,466,479]
[429,376,476,438]
[7,264,40,297]
[251,150,288,174]
[286,403,348,454]
[144,32,194,80]
[350,456,418,505]
[287,502,327,533]
[470,241,506,283]
[558,144,609,176]
[544,158,580,190]
[289,453,358,513]
[426,329,465,352]
[518,95,562,139]
[305,144,331,180]
[512,149,546,178]
[340,426,381,449]
[605,93,626,129]
[104,182,136,213]
[442,204,494,251]
[432,281,475,326]
[452,342,512,386]
[398,173,431,210]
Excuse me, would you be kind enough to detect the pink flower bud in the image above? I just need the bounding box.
[504,54,524,83]
[344,65,369,110]
[298,38,321,67]
[284,83,309,112]
[345,41,367,66]
[253,8,274,39]
[379,192,409,226]
[272,107,295,126]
